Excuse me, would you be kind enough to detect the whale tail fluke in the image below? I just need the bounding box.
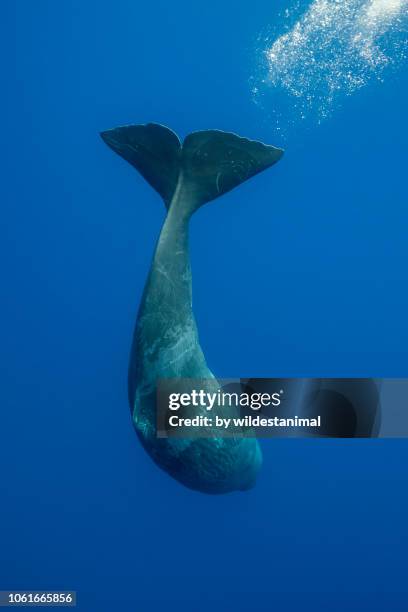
[101,123,181,208]
[101,123,283,210]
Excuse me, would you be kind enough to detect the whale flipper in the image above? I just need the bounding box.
[101,123,283,211]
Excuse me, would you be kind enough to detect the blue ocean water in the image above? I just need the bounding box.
[1,0,408,610]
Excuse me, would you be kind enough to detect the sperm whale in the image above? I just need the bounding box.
[101,123,283,493]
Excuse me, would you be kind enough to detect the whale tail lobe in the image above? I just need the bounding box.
[100,123,283,210]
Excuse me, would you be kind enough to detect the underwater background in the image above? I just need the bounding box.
[1,0,408,610]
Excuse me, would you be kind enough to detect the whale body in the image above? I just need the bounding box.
[101,123,283,493]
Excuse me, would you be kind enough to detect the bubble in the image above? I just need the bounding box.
[254,0,408,133]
